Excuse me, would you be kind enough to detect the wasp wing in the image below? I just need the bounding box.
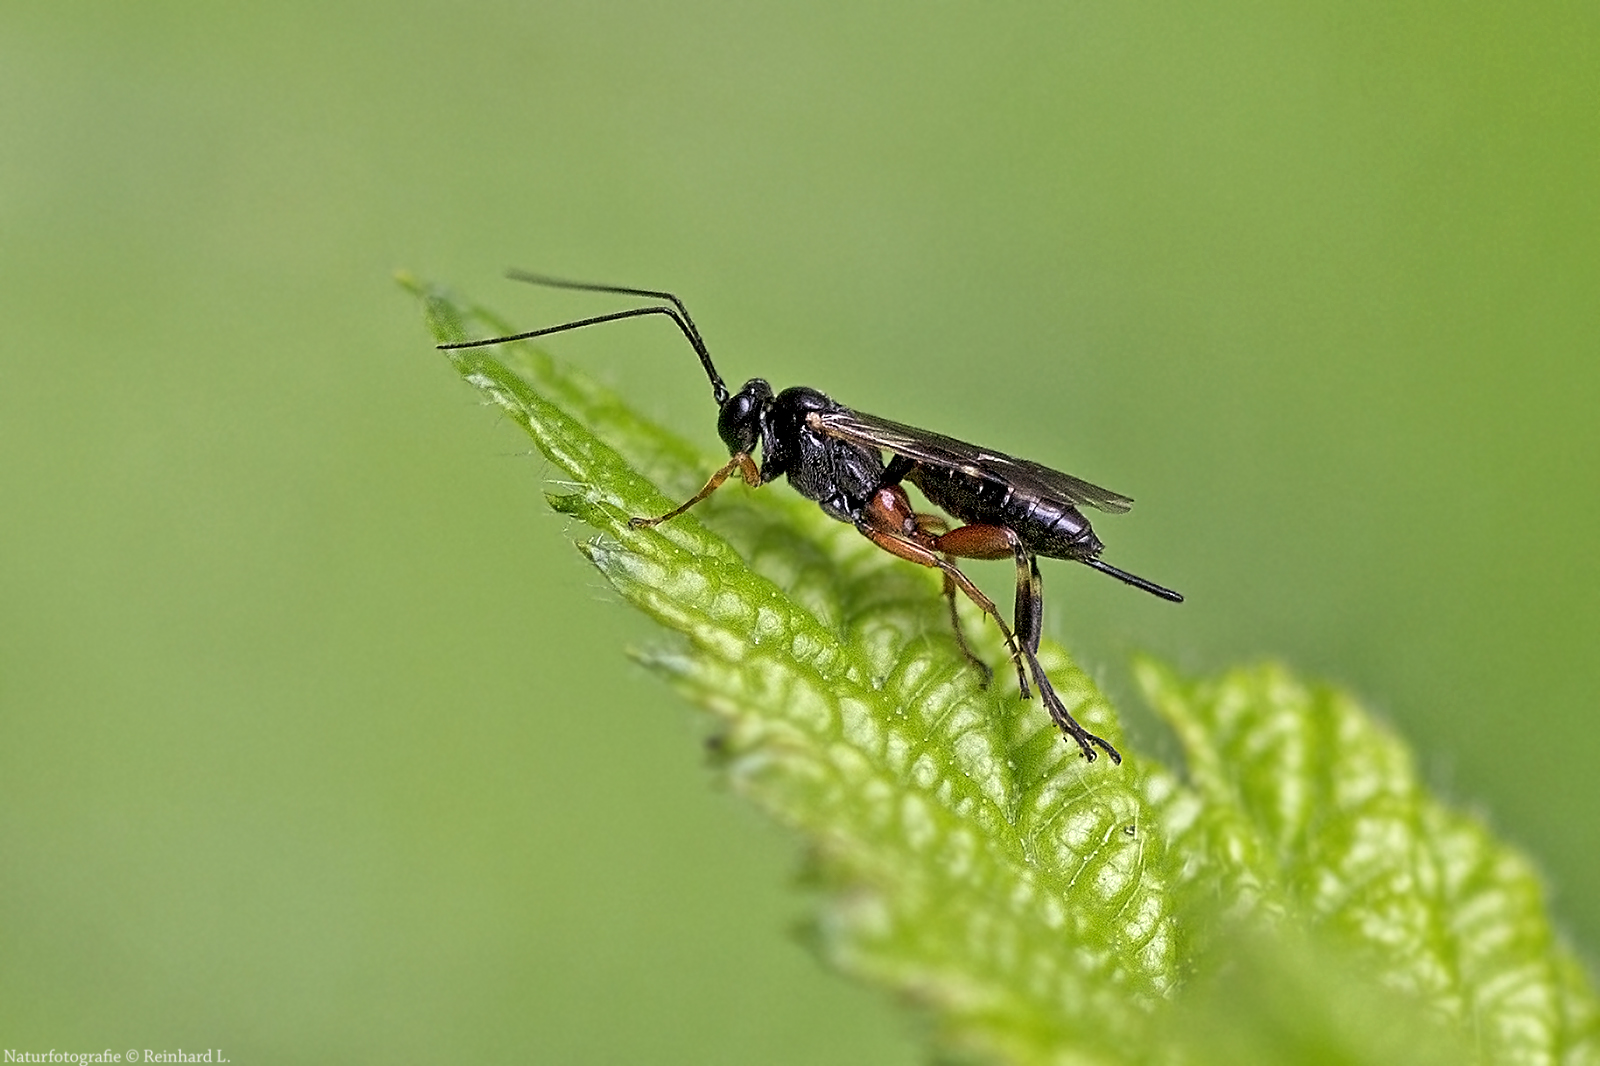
[810,408,1135,514]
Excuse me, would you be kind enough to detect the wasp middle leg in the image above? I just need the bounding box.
[909,512,993,686]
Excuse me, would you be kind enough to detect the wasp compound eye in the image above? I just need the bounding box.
[717,379,771,455]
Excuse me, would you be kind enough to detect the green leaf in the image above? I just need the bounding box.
[404,274,1600,1066]
[1140,662,1600,1066]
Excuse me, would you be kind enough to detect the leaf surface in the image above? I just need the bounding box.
[407,275,1600,1066]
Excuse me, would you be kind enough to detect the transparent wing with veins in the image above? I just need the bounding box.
[809,408,1135,514]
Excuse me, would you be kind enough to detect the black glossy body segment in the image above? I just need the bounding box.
[742,383,888,523]
[903,461,1104,561]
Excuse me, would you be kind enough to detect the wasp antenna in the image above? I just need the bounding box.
[438,300,713,388]
[1082,558,1184,602]
[506,270,729,405]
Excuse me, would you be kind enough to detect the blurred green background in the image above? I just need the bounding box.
[3,1,1595,1060]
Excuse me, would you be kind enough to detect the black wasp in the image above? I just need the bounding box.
[441,272,1182,764]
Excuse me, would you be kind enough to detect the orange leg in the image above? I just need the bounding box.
[859,487,1119,762]
[925,523,1045,657]
[912,513,992,686]
[858,521,1032,699]
[628,452,760,528]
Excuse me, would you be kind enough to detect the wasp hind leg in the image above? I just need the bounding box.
[858,491,1118,763]
[924,523,1046,659]
[859,522,1032,703]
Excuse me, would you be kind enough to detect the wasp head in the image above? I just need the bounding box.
[717,378,773,456]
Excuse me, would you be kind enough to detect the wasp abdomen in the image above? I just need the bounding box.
[906,463,1102,561]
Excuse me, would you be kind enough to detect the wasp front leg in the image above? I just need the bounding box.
[628,452,761,528]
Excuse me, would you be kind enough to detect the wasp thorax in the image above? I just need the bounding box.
[717,378,773,455]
